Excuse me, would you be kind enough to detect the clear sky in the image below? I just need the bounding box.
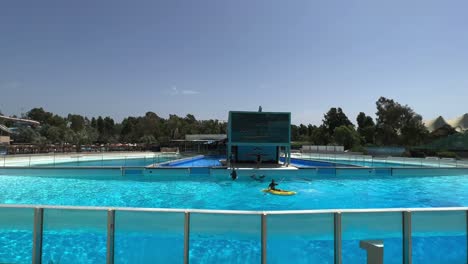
[1,0,467,125]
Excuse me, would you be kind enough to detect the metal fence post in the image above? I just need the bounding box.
[107,209,115,264]
[334,212,342,264]
[184,212,190,264]
[403,211,412,264]
[32,208,44,264]
[261,213,267,264]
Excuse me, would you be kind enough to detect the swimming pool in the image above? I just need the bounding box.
[161,155,223,167]
[1,169,467,209]
[164,155,445,169]
[0,165,467,263]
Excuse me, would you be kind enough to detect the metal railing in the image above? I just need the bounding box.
[0,152,181,168]
[294,152,468,168]
[0,204,466,264]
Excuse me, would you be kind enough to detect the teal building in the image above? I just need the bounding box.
[227,110,291,166]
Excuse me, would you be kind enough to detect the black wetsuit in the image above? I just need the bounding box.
[268,181,278,190]
[231,169,237,180]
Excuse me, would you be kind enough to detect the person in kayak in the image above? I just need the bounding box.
[268,179,278,190]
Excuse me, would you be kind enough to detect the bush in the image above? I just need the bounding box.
[437,151,458,159]
[350,145,367,154]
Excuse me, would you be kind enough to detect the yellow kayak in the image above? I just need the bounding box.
[262,189,296,196]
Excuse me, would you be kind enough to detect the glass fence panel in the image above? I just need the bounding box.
[42,209,107,264]
[190,213,261,263]
[120,157,151,167]
[0,207,34,263]
[115,210,184,263]
[342,212,402,264]
[412,211,466,264]
[267,213,334,264]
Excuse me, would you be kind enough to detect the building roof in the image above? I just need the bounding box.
[447,113,468,132]
[0,115,40,126]
[185,134,227,141]
[424,116,449,132]
[424,113,468,132]
[0,124,13,134]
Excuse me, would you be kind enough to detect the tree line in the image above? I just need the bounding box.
[0,110,226,148]
[291,97,450,151]
[1,97,452,150]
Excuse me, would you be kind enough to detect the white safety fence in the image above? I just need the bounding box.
[293,153,468,168]
[0,204,466,264]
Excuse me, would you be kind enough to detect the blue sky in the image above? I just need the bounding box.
[1,0,467,125]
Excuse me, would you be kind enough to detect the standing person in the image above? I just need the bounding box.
[256,154,262,168]
[231,168,238,180]
[229,152,235,167]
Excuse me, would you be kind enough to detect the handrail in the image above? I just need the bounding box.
[294,152,468,168]
[0,203,467,214]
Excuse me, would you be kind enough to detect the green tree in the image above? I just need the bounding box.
[291,125,300,141]
[11,127,40,143]
[323,107,353,135]
[310,125,331,145]
[90,117,97,128]
[333,125,360,150]
[68,114,85,132]
[46,126,62,143]
[139,135,158,148]
[26,107,53,124]
[356,112,376,144]
[375,97,428,146]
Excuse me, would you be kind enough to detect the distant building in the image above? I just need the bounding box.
[424,113,468,132]
[447,113,468,132]
[171,134,227,153]
[0,124,13,154]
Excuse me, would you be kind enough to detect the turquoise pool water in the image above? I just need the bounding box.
[162,156,223,167]
[285,157,423,168]
[167,156,426,168]
[0,168,467,263]
[1,171,467,209]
